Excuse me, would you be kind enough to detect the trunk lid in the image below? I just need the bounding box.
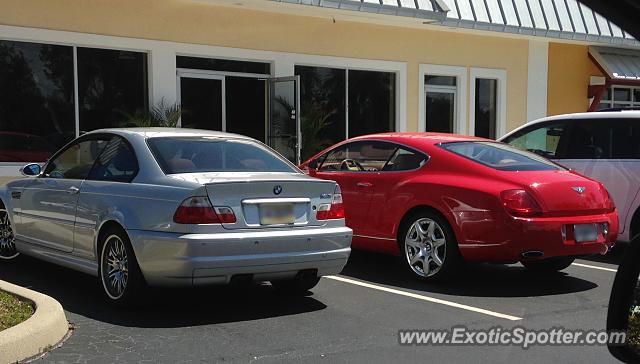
[503,170,612,216]
[171,172,337,229]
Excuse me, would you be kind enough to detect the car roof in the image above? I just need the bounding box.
[83,128,253,140]
[350,132,489,145]
[501,111,640,140]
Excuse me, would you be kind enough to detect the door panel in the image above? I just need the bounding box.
[18,178,82,252]
[269,76,300,164]
[16,137,109,252]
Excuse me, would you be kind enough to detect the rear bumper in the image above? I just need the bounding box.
[127,226,352,286]
[458,211,619,263]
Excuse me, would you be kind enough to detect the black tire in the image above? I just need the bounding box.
[272,271,320,295]
[98,227,145,306]
[0,204,19,260]
[399,210,462,282]
[521,256,575,272]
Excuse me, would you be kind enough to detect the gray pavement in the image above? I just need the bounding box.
[0,248,625,363]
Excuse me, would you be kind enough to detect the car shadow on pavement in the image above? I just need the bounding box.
[340,250,598,298]
[0,255,326,328]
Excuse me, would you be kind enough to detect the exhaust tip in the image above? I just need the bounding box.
[521,250,544,259]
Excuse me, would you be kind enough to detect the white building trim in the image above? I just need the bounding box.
[469,67,508,138]
[526,40,549,123]
[419,64,468,135]
[0,24,407,176]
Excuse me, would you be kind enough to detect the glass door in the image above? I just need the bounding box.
[425,85,457,134]
[177,71,225,131]
[269,76,301,164]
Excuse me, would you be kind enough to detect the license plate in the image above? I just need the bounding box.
[574,223,598,242]
[259,203,295,225]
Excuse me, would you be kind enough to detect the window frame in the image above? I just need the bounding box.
[469,67,507,139]
[419,64,468,135]
[317,140,429,173]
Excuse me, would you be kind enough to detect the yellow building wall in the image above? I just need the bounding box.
[0,0,529,134]
[547,42,604,116]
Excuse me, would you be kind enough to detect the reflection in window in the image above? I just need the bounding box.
[177,56,270,75]
[0,40,75,161]
[348,70,396,138]
[296,66,346,160]
[78,48,148,133]
[45,138,109,179]
[474,78,497,139]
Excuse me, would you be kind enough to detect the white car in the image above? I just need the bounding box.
[500,111,640,242]
[0,128,352,305]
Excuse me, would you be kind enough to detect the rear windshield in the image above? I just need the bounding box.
[147,137,298,174]
[440,141,563,171]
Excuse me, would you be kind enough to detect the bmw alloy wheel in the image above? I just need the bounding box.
[404,218,446,278]
[0,208,18,259]
[101,235,129,300]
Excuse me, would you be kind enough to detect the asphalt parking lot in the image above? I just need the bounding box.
[0,248,625,363]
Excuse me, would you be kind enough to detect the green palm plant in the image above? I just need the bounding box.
[120,99,181,128]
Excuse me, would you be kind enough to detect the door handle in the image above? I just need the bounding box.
[356,182,373,188]
[67,186,80,194]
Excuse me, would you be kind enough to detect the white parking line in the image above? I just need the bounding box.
[325,275,522,321]
[572,262,617,273]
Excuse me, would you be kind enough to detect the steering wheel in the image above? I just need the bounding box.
[340,159,364,171]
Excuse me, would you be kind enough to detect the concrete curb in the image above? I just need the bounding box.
[0,280,69,363]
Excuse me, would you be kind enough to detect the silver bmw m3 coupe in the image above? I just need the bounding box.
[0,128,352,304]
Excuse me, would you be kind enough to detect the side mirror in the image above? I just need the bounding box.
[308,159,318,170]
[607,237,640,363]
[20,163,41,177]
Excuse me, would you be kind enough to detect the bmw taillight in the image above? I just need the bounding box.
[500,189,543,218]
[316,185,345,220]
[173,196,236,224]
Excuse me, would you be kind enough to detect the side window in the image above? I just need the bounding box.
[318,142,397,172]
[44,138,109,179]
[383,148,427,171]
[88,137,139,182]
[611,119,640,159]
[564,121,611,159]
[503,122,569,159]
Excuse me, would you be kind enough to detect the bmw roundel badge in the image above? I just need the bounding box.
[273,185,283,195]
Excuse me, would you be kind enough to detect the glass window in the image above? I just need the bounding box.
[295,66,346,161]
[614,88,631,102]
[425,75,456,86]
[44,138,110,179]
[77,48,148,133]
[441,141,562,171]
[502,122,569,159]
[319,141,397,172]
[88,137,138,182]
[611,119,640,159]
[347,70,396,138]
[564,121,611,159]
[425,91,455,133]
[179,77,223,131]
[383,148,428,171]
[474,78,498,139]
[147,137,297,174]
[176,56,270,75]
[0,40,75,162]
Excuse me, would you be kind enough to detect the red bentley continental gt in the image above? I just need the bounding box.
[301,133,619,281]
